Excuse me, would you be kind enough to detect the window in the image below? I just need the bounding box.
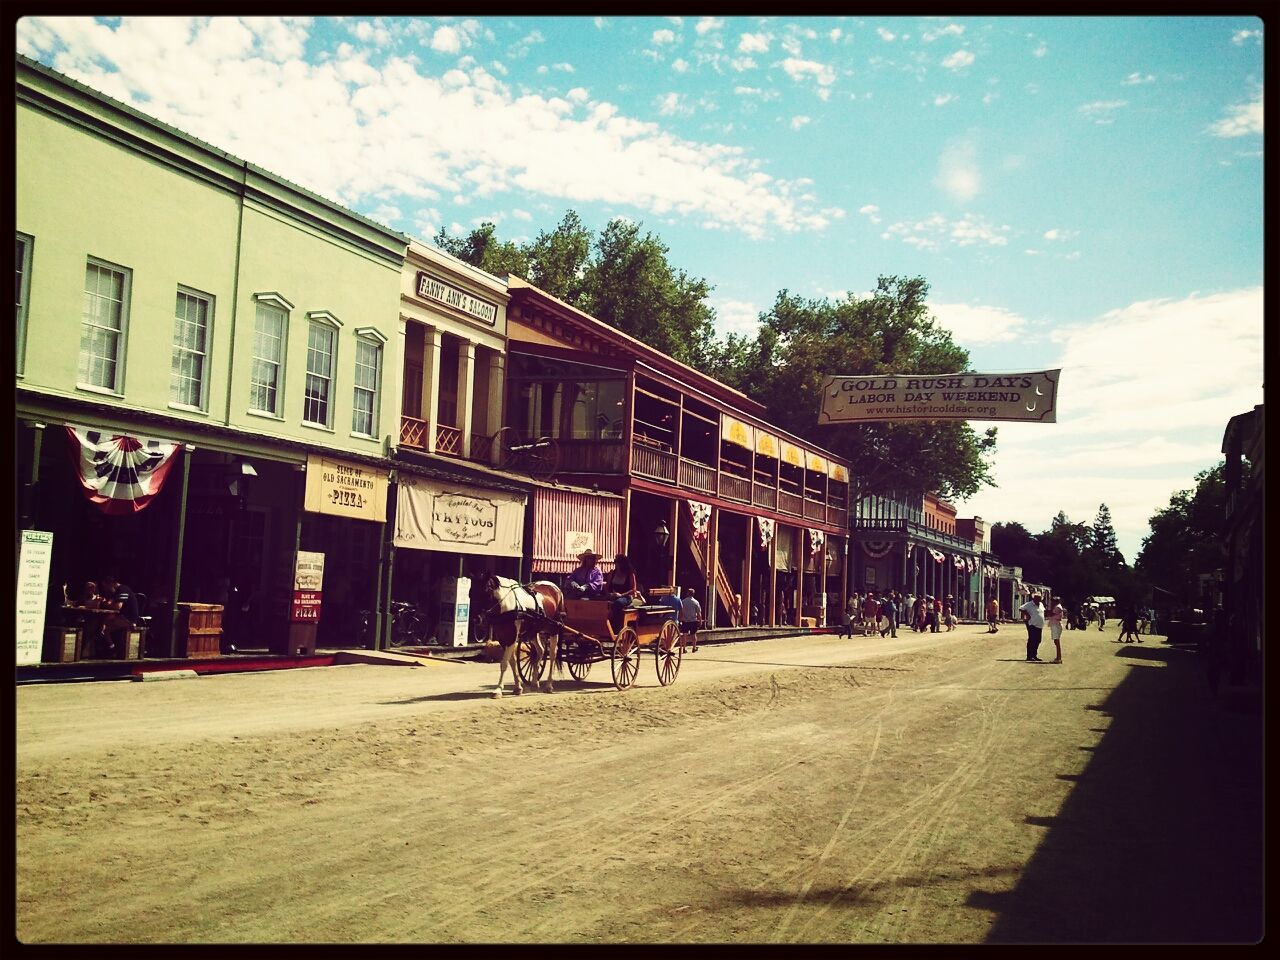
[170,288,212,410]
[16,234,33,374]
[303,321,336,427]
[249,297,289,415]
[78,258,130,391]
[352,336,381,436]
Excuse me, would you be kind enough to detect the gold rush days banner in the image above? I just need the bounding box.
[819,370,1060,424]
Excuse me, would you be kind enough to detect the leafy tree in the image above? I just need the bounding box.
[711,277,998,502]
[1135,463,1226,602]
[432,222,529,279]
[524,210,592,303]
[1038,511,1093,603]
[1089,503,1124,565]
[990,520,1043,579]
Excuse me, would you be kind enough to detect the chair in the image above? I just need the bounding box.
[131,592,152,658]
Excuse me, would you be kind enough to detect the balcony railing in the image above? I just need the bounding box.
[753,484,777,511]
[778,490,803,516]
[435,424,463,457]
[632,441,678,483]
[678,458,716,495]
[400,415,430,450]
[558,438,625,473]
[827,505,849,528]
[470,431,494,465]
[720,473,751,504]
[803,497,826,521]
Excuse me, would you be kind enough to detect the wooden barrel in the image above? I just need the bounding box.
[176,603,223,659]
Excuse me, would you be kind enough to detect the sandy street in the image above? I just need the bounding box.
[16,624,1262,944]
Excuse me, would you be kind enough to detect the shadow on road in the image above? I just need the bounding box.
[970,643,1263,943]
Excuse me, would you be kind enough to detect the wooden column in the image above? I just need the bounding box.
[792,527,802,627]
[769,525,778,627]
[667,497,679,589]
[707,505,719,629]
[457,340,475,458]
[421,326,442,453]
[741,516,752,628]
[486,351,505,465]
[165,445,195,657]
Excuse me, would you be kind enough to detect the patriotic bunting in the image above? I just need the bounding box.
[688,500,712,542]
[862,539,893,559]
[757,516,775,550]
[927,547,945,563]
[64,425,182,515]
[808,528,825,558]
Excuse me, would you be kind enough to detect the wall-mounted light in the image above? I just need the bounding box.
[654,520,671,548]
[227,459,258,498]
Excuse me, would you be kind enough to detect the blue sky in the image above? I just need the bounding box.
[17,15,1264,562]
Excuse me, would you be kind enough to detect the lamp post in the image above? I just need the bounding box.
[653,519,671,587]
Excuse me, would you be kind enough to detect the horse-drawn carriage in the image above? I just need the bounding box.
[480,574,686,696]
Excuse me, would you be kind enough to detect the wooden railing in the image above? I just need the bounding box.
[678,458,717,495]
[720,473,751,503]
[400,415,429,450]
[632,442,678,483]
[435,423,463,456]
[470,432,494,465]
[558,438,625,473]
[753,484,777,510]
[778,490,804,516]
[827,506,848,528]
[803,497,826,521]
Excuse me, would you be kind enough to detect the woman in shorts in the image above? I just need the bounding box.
[1046,597,1066,663]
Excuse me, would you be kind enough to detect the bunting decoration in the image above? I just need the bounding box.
[927,547,945,563]
[953,555,964,569]
[862,539,893,559]
[688,500,712,542]
[65,425,182,515]
[808,528,825,558]
[756,516,775,550]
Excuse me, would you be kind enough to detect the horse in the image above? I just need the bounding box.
[478,573,564,697]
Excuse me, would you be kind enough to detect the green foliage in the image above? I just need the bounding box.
[433,222,529,279]
[525,210,591,303]
[1135,463,1226,599]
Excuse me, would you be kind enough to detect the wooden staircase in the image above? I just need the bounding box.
[679,508,741,626]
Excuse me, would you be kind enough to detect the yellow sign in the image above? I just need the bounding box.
[780,441,803,468]
[827,461,849,483]
[755,431,778,458]
[806,452,827,473]
[720,413,754,451]
[304,455,388,522]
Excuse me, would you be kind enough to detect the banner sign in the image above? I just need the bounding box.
[415,271,498,326]
[291,551,324,622]
[65,426,182,515]
[819,370,1060,423]
[395,475,525,557]
[16,530,53,665]
[720,413,754,451]
[304,455,388,522]
[565,531,594,555]
[756,516,775,550]
[688,500,712,541]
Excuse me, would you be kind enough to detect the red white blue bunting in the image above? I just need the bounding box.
[687,499,712,542]
[757,516,775,549]
[65,425,182,515]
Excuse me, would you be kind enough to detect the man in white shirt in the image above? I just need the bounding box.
[1020,593,1046,662]
[679,588,703,653]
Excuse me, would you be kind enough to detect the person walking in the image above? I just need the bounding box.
[928,596,941,633]
[1097,605,1107,631]
[678,587,703,652]
[861,591,880,637]
[1020,592,1046,661]
[840,595,857,639]
[1046,596,1066,663]
[879,592,898,637]
[1117,607,1141,644]
[943,596,956,631]
[986,595,1000,633]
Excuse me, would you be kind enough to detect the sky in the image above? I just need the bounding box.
[16,15,1265,563]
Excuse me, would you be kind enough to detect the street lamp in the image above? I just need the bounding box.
[654,520,670,548]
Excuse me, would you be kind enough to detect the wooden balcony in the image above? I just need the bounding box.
[632,441,678,483]
[803,497,826,521]
[559,438,625,473]
[720,473,751,504]
[827,505,849,528]
[678,458,716,495]
[753,484,777,511]
[778,490,803,516]
[470,432,494,465]
[400,415,430,450]
[435,423,463,457]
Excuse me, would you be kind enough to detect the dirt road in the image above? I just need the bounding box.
[16,625,1262,943]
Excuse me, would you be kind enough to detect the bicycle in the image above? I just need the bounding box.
[389,601,428,647]
[492,426,560,480]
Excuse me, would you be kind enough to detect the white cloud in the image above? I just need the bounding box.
[829,28,843,43]
[566,86,589,104]
[1121,72,1156,85]
[1078,99,1127,124]
[780,57,836,88]
[430,25,460,54]
[739,33,770,53]
[1231,29,1262,46]
[671,58,689,73]
[656,92,690,117]
[858,203,881,224]
[941,49,975,70]
[16,16,847,242]
[552,62,575,73]
[929,302,1029,344]
[730,56,758,72]
[790,115,811,130]
[935,136,981,203]
[923,23,965,42]
[1208,88,1263,137]
[1032,41,1048,58]
[983,91,999,106]
[882,213,1008,250]
[1043,228,1079,242]
[696,17,724,35]
[652,29,677,45]
[933,93,956,107]
[877,28,896,42]
[960,287,1264,561]
[711,298,762,338]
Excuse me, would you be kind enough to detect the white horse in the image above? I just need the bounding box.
[481,574,564,698]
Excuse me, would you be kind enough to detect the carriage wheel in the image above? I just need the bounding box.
[567,647,593,681]
[655,620,683,686]
[516,636,547,685]
[610,627,640,690]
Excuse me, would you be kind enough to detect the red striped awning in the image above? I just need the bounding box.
[531,487,622,574]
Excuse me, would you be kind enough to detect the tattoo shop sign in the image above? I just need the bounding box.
[304,455,388,522]
[394,475,525,558]
[819,370,1060,424]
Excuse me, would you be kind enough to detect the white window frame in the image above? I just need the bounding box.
[77,256,131,395]
[302,312,342,430]
[16,233,34,376]
[249,292,293,418]
[169,285,214,413]
[351,326,387,439]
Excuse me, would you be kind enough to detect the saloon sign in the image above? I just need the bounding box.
[819,370,1060,424]
[415,272,498,326]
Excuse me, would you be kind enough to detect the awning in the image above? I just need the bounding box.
[806,452,827,473]
[394,475,526,557]
[530,486,622,574]
[780,440,804,468]
[827,461,848,483]
[720,413,755,451]
[755,430,779,459]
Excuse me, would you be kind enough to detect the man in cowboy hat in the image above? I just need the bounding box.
[566,549,604,599]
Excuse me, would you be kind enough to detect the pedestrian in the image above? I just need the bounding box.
[1046,596,1065,663]
[861,591,880,637]
[1117,607,1140,644]
[1097,605,1106,631]
[986,595,1000,633]
[879,592,898,637]
[841,594,856,639]
[913,595,925,632]
[943,596,956,631]
[679,587,703,652]
[1020,592,1046,662]
[928,596,940,633]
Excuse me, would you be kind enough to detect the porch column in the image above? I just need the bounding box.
[792,528,802,627]
[20,420,44,530]
[707,506,719,628]
[457,340,475,458]
[487,352,505,465]
[421,326,442,453]
[165,445,195,657]
[741,517,752,628]
[769,525,778,627]
[666,497,679,589]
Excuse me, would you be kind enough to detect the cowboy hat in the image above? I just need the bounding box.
[577,549,603,562]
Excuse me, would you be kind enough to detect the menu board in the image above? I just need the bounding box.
[16,530,53,665]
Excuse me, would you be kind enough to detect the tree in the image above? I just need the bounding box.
[1089,503,1124,565]
[991,521,1043,579]
[432,222,529,280]
[525,210,592,303]
[711,277,998,502]
[1135,463,1226,602]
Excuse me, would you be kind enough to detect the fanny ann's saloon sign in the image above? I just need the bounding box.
[415,272,498,326]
